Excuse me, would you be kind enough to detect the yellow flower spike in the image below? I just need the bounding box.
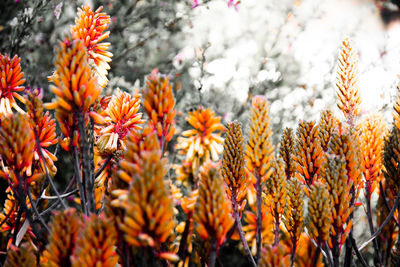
[115,149,176,256]
[0,113,36,185]
[193,161,234,249]
[336,37,361,126]
[4,243,37,267]
[279,127,295,180]
[307,182,332,246]
[71,5,112,88]
[265,159,287,245]
[41,209,81,267]
[293,120,323,187]
[26,89,58,177]
[358,112,387,195]
[329,127,363,198]
[258,244,290,267]
[221,120,248,207]
[96,88,144,154]
[143,69,176,148]
[176,107,224,174]
[318,110,340,152]
[284,178,304,259]
[320,155,352,253]
[47,38,101,150]
[70,213,118,267]
[245,96,274,184]
[0,53,26,116]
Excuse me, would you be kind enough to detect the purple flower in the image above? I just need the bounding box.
[192,0,199,8]
[54,2,63,20]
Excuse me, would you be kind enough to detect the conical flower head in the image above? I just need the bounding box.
[96,88,144,154]
[265,159,287,223]
[293,120,323,187]
[176,107,224,172]
[307,183,332,245]
[336,37,361,126]
[0,53,25,115]
[358,112,387,195]
[41,208,81,267]
[245,96,274,183]
[279,127,295,180]
[329,127,363,196]
[71,213,118,267]
[383,126,400,196]
[71,5,112,88]
[221,120,248,206]
[143,69,176,147]
[26,89,58,176]
[114,150,176,252]
[284,178,304,245]
[320,155,353,249]
[193,161,234,248]
[47,38,101,148]
[318,110,340,152]
[0,113,40,185]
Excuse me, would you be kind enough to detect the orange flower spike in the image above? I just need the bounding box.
[336,37,361,126]
[279,127,295,180]
[319,110,340,152]
[307,182,332,246]
[96,89,144,154]
[0,113,36,183]
[265,159,287,245]
[245,96,274,183]
[320,155,353,251]
[71,214,119,267]
[26,89,58,176]
[221,120,248,206]
[4,244,37,267]
[176,107,224,172]
[0,53,26,115]
[329,128,363,197]
[143,69,176,148]
[284,179,304,258]
[293,120,323,187]
[193,161,234,248]
[114,150,176,252]
[358,112,387,195]
[383,127,400,197]
[71,5,112,88]
[41,209,81,267]
[47,38,101,142]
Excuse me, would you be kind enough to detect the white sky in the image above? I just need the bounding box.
[180,0,400,126]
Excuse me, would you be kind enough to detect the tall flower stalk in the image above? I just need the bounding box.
[245,96,274,262]
[221,121,256,266]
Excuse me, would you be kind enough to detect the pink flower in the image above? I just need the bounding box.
[54,2,63,20]
[228,0,240,10]
[192,0,199,8]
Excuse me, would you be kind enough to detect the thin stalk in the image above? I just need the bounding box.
[273,213,279,247]
[74,147,88,215]
[27,189,50,233]
[209,238,217,267]
[312,245,321,267]
[177,212,193,259]
[290,238,297,267]
[379,181,399,226]
[349,231,369,267]
[12,207,23,245]
[95,154,113,178]
[35,135,67,209]
[233,197,257,267]
[365,189,382,265]
[322,242,334,267]
[256,171,262,263]
[77,112,95,213]
[358,186,400,251]
[343,187,355,267]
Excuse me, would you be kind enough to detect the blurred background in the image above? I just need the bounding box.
[1,0,400,263]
